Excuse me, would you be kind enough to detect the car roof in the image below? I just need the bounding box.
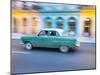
[42,28,64,33]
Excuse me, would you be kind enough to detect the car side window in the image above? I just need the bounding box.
[56,31,60,36]
[38,30,48,36]
[49,31,60,36]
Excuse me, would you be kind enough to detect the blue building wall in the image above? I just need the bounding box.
[38,2,80,37]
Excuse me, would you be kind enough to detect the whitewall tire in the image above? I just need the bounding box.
[25,42,33,50]
[59,46,69,53]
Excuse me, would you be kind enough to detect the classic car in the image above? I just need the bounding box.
[21,28,80,53]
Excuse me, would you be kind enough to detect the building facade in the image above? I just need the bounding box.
[39,3,80,37]
[12,1,96,42]
[12,0,40,35]
[80,5,96,42]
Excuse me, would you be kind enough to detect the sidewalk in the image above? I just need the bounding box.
[79,37,95,43]
[11,33,25,39]
[11,33,96,43]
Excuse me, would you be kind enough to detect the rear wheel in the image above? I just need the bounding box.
[59,46,69,53]
[25,42,33,50]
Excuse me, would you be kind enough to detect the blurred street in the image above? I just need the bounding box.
[11,39,96,74]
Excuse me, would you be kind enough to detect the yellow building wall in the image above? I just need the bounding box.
[80,8,96,38]
[12,10,40,34]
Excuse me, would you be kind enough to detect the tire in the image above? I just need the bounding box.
[59,46,69,53]
[25,42,33,50]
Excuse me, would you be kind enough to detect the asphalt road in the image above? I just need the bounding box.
[11,39,96,74]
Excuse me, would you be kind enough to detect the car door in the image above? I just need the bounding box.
[47,30,60,48]
[33,30,51,47]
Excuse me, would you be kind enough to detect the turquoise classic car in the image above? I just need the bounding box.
[21,28,80,53]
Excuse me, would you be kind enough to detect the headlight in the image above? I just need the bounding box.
[76,38,80,47]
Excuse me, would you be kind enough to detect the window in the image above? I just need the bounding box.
[23,18,27,34]
[23,1,33,10]
[23,2,28,10]
[45,17,52,28]
[48,31,59,36]
[13,18,17,33]
[38,30,48,36]
[68,17,76,36]
[38,30,59,36]
[32,5,41,10]
[83,18,91,37]
[23,18,27,26]
[69,5,77,10]
[32,17,37,33]
[56,6,63,10]
[56,17,63,29]
[84,27,90,32]
[12,1,17,9]
[16,1,24,10]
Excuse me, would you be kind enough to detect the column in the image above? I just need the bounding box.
[52,17,56,28]
[63,18,68,32]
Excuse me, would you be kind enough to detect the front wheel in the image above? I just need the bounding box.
[25,42,33,50]
[59,46,69,53]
